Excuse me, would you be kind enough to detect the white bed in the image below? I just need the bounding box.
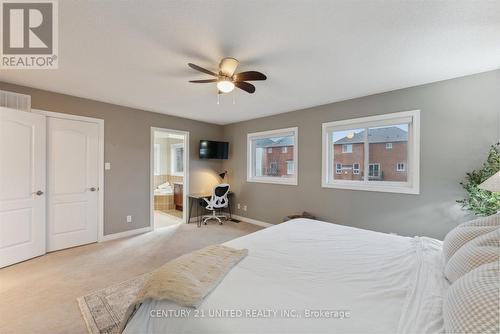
[124,219,449,334]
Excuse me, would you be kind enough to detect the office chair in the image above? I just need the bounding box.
[202,183,230,225]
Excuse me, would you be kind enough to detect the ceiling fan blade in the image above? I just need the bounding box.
[219,57,239,77]
[234,71,267,81]
[235,81,256,94]
[188,63,218,77]
[189,79,218,83]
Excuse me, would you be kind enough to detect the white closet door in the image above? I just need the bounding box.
[47,117,99,251]
[0,107,46,268]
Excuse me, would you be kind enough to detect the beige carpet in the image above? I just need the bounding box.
[154,210,182,228]
[0,222,262,334]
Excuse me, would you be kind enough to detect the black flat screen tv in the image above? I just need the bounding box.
[199,140,229,159]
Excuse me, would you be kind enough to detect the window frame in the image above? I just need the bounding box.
[170,143,184,176]
[368,163,380,178]
[385,142,393,149]
[247,127,298,185]
[342,144,353,153]
[396,162,406,172]
[286,160,294,175]
[353,163,360,175]
[321,110,420,194]
[336,163,342,174]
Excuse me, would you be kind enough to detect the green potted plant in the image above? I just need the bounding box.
[457,143,500,216]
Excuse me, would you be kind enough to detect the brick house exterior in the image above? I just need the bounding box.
[255,137,294,177]
[333,127,408,182]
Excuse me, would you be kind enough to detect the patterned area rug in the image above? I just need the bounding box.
[77,273,152,334]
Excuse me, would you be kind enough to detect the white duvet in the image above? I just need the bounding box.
[124,219,449,334]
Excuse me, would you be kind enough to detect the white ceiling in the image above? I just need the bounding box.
[1,0,499,125]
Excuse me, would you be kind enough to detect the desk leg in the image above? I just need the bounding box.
[197,200,201,228]
[188,198,193,224]
[228,200,234,221]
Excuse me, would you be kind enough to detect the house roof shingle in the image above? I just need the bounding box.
[334,126,408,144]
[255,136,294,148]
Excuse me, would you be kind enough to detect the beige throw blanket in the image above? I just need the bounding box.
[119,245,248,332]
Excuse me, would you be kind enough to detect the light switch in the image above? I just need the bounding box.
[105,162,111,170]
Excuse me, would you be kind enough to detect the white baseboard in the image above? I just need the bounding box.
[231,214,273,228]
[101,226,152,242]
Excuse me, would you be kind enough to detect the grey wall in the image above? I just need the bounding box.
[222,70,500,239]
[0,82,224,236]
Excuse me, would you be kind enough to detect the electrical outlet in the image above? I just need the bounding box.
[104,162,111,170]
[126,215,132,223]
[237,203,241,210]
[243,205,247,211]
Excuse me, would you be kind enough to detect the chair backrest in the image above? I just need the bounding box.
[210,183,230,208]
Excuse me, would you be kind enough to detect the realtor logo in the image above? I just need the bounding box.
[1,0,58,69]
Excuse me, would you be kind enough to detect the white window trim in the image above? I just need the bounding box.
[353,163,360,174]
[170,142,184,176]
[396,162,406,172]
[282,147,288,153]
[336,163,342,174]
[368,163,380,177]
[321,110,420,194]
[247,127,298,185]
[286,160,294,175]
[342,144,353,153]
[386,142,393,149]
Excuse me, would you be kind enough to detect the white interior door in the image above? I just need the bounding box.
[47,117,99,251]
[0,107,46,268]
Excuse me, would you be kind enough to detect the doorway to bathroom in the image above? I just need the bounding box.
[150,128,189,229]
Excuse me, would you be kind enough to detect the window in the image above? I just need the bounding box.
[247,127,298,185]
[267,148,273,154]
[170,143,184,176]
[286,160,294,175]
[342,144,352,153]
[322,110,420,194]
[368,163,380,178]
[336,163,342,174]
[154,144,161,176]
[353,163,360,174]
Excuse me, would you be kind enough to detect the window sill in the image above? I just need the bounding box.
[247,177,298,186]
[321,181,419,194]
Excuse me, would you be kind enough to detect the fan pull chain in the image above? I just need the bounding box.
[232,91,236,105]
[217,93,220,105]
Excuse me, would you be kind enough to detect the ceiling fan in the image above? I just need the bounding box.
[188,57,267,94]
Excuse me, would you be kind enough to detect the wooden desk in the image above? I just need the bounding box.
[188,192,234,227]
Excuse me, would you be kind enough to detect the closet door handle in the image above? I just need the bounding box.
[89,187,97,192]
[33,190,44,196]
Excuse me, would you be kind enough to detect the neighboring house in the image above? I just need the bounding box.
[255,137,294,177]
[334,126,408,182]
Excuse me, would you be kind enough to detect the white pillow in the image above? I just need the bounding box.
[442,225,497,263]
[443,261,499,334]
[157,182,170,189]
[445,229,499,282]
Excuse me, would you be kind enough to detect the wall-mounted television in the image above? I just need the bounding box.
[199,140,229,159]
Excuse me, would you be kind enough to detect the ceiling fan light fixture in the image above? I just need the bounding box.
[216,78,235,93]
